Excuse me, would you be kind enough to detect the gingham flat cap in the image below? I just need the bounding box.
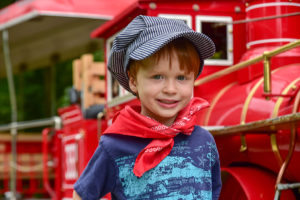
[108,15,215,93]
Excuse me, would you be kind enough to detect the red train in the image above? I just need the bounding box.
[2,0,300,199]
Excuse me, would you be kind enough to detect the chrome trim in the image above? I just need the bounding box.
[246,2,300,12]
[271,78,300,167]
[0,117,59,132]
[107,93,136,108]
[247,38,298,48]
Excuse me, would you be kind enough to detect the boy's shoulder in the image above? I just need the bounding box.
[193,125,215,141]
[101,134,151,145]
[100,134,151,158]
[177,125,217,150]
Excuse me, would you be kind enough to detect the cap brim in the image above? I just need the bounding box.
[130,31,215,62]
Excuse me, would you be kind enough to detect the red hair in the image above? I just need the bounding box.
[128,37,201,80]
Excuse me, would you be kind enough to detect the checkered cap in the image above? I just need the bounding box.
[107,15,215,93]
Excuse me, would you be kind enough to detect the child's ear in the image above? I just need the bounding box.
[129,75,138,94]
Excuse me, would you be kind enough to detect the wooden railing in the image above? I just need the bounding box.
[72,54,106,109]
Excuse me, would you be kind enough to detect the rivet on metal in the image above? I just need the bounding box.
[193,4,200,11]
[235,6,241,13]
[149,2,157,10]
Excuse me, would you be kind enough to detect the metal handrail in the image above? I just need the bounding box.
[274,182,300,200]
[0,116,61,132]
[203,112,300,136]
[195,40,300,87]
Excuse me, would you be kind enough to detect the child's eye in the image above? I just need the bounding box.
[177,75,186,81]
[152,75,163,80]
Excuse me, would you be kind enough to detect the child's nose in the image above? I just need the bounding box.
[163,79,177,94]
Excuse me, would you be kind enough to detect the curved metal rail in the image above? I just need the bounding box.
[195,40,300,97]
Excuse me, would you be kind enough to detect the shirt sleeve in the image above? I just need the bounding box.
[74,141,116,200]
[211,140,222,200]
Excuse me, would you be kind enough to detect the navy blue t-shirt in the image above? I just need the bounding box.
[74,126,222,200]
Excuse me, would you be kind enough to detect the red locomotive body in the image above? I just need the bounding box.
[90,0,300,199]
[1,0,299,199]
[52,0,300,199]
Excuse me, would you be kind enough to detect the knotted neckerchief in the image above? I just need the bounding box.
[103,97,209,177]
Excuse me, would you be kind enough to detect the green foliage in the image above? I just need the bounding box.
[0,0,16,9]
[0,61,73,124]
[94,49,104,62]
[0,79,10,124]
[17,68,49,121]
[0,49,104,125]
[54,59,73,109]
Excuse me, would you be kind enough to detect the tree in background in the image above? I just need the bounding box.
[0,50,104,125]
[0,1,104,125]
[0,0,17,9]
[0,60,72,124]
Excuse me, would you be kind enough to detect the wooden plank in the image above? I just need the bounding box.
[72,59,82,91]
[0,171,55,179]
[0,153,52,162]
[93,97,106,105]
[91,79,105,93]
[91,62,105,76]
[0,153,55,179]
[0,133,43,142]
[82,54,94,109]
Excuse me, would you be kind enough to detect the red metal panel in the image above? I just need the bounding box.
[246,0,300,48]
[209,64,299,125]
[55,105,100,199]
[237,0,300,83]
[220,167,295,200]
[202,64,300,181]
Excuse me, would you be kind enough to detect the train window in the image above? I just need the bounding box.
[106,36,117,102]
[196,16,233,66]
[158,14,192,28]
[106,34,132,104]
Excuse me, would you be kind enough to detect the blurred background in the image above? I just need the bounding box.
[0,0,104,126]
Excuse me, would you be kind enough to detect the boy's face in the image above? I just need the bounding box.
[129,53,195,126]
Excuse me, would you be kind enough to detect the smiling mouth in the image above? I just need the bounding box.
[157,99,179,108]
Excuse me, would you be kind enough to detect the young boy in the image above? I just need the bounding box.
[73,15,222,200]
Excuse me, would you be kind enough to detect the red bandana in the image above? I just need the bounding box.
[103,97,209,177]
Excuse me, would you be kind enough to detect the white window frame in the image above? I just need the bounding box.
[158,14,192,28]
[106,34,116,102]
[196,16,233,66]
[106,33,131,102]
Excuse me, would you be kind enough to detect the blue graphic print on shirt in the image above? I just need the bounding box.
[115,140,216,200]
